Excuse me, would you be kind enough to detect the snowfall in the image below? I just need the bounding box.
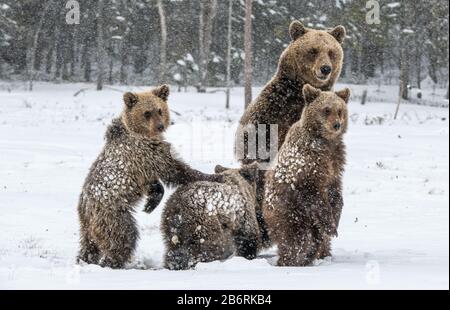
[0,81,448,290]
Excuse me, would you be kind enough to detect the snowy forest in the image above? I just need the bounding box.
[0,0,449,97]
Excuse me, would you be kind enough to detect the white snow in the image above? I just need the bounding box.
[185,53,194,63]
[0,82,448,290]
[173,73,182,81]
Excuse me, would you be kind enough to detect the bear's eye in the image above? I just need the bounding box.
[323,108,332,117]
[329,51,336,60]
[158,109,163,116]
[308,48,319,57]
[338,109,343,118]
[144,111,152,120]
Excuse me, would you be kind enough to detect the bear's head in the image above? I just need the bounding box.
[214,163,260,195]
[279,20,346,90]
[121,85,171,139]
[301,84,351,140]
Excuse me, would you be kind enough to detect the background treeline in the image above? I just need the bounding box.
[0,0,448,95]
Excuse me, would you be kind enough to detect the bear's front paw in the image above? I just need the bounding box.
[144,182,165,214]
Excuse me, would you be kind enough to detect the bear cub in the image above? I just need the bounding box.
[77,85,222,269]
[263,84,350,267]
[162,164,261,270]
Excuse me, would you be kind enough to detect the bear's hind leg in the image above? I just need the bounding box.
[256,170,272,248]
[277,233,317,267]
[317,236,332,260]
[164,218,231,270]
[234,229,260,260]
[78,233,101,265]
[164,246,196,271]
[95,209,139,269]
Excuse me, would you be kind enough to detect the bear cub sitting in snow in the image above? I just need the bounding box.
[162,164,261,270]
[77,85,222,269]
[263,84,350,267]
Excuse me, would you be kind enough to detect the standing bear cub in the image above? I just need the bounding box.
[77,85,222,269]
[235,20,346,246]
[162,164,261,270]
[263,85,350,267]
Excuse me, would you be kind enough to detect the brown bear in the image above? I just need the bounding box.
[235,20,346,247]
[263,84,350,267]
[161,164,261,270]
[77,85,223,269]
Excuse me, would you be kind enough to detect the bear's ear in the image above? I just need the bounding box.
[123,92,138,109]
[239,163,259,183]
[336,88,351,104]
[215,165,229,174]
[329,25,346,44]
[290,20,307,41]
[152,84,170,101]
[303,84,321,104]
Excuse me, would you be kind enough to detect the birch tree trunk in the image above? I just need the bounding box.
[244,0,253,108]
[119,41,128,85]
[157,0,168,84]
[96,0,107,91]
[398,3,412,102]
[225,0,233,109]
[28,0,54,91]
[415,47,422,89]
[198,0,218,92]
[108,52,114,84]
[45,41,54,74]
[83,43,92,82]
[198,1,205,90]
[119,0,134,85]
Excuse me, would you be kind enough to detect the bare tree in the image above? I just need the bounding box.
[0,13,18,79]
[244,0,253,108]
[397,2,413,102]
[198,0,218,92]
[28,0,54,91]
[157,0,168,84]
[395,34,409,120]
[399,47,410,100]
[118,0,136,85]
[225,0,233,109]
[96,0,107,91]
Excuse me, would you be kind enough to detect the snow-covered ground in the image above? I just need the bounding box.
[0,82,448,290]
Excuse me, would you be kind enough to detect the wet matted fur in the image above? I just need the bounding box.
[162,164,261,270]
[77,86,222,269]
[235,21,346,247]
[263,85,350,266]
